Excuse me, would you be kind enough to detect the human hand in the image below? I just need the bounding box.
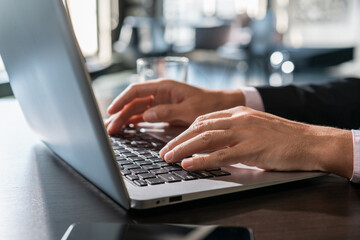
[160,106,353,179]
[106,79,245,135]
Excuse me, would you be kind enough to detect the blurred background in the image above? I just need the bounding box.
[1,0,360,115]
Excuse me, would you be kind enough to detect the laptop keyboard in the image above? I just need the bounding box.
[110,128,230,187]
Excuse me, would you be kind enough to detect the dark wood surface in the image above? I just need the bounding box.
[1,99,360,240]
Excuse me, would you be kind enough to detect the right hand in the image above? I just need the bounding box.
[106,79,245,135]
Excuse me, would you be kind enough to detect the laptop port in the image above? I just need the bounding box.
[169,196,182,203]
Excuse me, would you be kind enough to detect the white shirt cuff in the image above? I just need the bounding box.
[350,130,360,183]
[241,87,265,112]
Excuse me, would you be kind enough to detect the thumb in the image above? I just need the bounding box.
[143,104,181,123]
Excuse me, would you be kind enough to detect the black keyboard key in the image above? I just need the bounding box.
[173,170,197,180]
[136,150,149,155]
[140,153,154,158]
[205,168,221,172]
[158,173,182,183]
[138,173,156,179]
[136,160,153,166]
[157,162,170,167]
[134,179,148,187]
[128,146,143,151]
[163,165,182,172]
[209,170,231,177]
[191,170,214,178]
[126,174,139,181]
[120,169,131,175]
[150,152,161,157]
[146,177,165,185]
[130,168,148,175]
[118,160,133,165]
[175,162,182,167]
[123,164,140,170]
[150,168,169,175]
[142,143,153,148]
[148,157,164,163]
[116,156,127,161]
[112,146,122,150]
[142,165,160,170]
[129,157,144,162]
[150,142,163,149]
[122,152,138,157]
[117,148,131,153]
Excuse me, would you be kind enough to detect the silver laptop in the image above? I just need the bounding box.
[0,0,324,210]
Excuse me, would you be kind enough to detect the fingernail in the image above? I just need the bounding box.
[159,146,169,157]
[144,110,158,122]
[182,159,193,170]
[164,150,174,162]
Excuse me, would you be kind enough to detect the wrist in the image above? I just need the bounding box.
[310,126,353,179]
[216,89,245,109]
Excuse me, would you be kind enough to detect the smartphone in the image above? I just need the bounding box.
[61,222,254,240]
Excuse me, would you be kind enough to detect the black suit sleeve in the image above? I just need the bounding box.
[256,78,360,129]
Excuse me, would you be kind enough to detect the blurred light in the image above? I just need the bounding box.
[65,0,98,57]
[247,0,267,20]
[275,10,288,34]
[236,61,249,72]
[203,0,216,17]
[277,0,289,7]
[235,0,247,14]
[289,28,303,48]
[269,73,282,86]
[270,51,284,66]
[281,61,295,74]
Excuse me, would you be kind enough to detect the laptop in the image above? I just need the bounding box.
[0,0,324,210]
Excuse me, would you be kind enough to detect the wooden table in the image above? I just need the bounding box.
[1,99,360,240]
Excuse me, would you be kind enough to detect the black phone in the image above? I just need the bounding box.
[61,222,254,240]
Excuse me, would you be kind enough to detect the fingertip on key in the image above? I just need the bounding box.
[164,150,174,162]
[159,146,169,157]
[182,159,194,171]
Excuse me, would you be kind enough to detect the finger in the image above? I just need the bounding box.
[181,148,235,171]
[105,114,116,128]
[107,97,152,134]
[107,80,173,114]
[194,110,233,122]
[106,111,122,134]
[163,130,233,163]
[160,117,231,158]
[125,114,144,125]
[143,102,188,123]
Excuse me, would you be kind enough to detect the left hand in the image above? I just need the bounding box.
[159,106,353,178]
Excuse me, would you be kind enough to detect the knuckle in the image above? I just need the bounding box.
[191,118,209,132]
[173,144,185,155]
[233,112,254,122]
[162,79,174,84]
[200,131,213,144]
[195,115,207,123]
[215,150,228,165]
[241,113,253,121]
[127,83,140,95]
[234,106,246,112]
[128,82,139,90]
[190,120,201,132]
[234,106,251,113]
